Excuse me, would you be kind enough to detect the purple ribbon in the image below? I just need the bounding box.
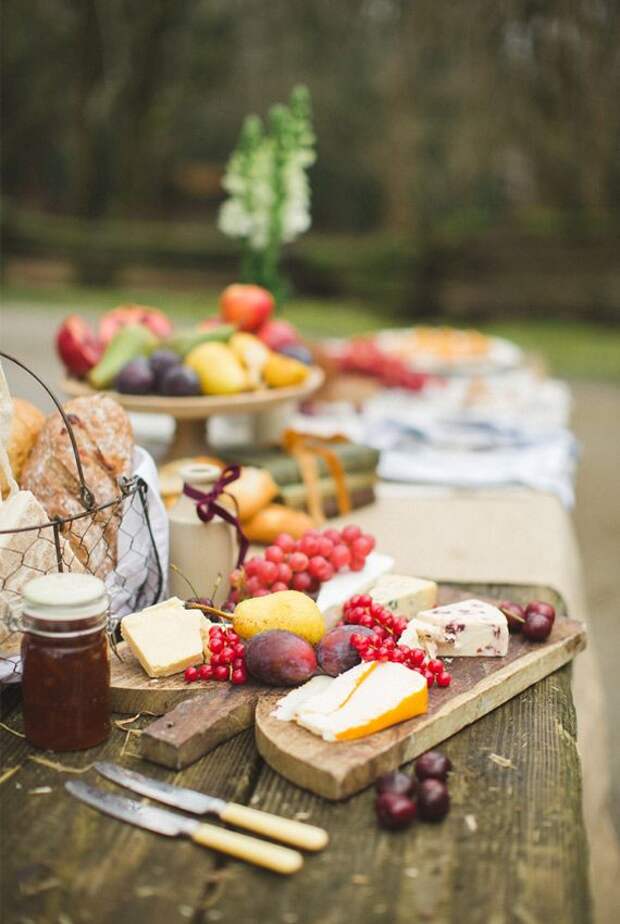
[182,464,249,569]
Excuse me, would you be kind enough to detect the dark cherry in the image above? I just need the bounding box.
[185,596,223,622]
[414,750,452,782]
[417,779,450,821]
[498,600,525,634]
[375,770,416,798]
[375,792,416,830]
[525,601,556,626]
[522,612,552,642]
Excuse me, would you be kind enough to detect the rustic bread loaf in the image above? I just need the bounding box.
[242,503,314,544]
[21,395,134,578]
[0,399,46,498]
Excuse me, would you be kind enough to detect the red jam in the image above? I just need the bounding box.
[20,574,111,751]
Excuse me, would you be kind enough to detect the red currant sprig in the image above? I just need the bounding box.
[349,633,452,689]
[341,595,408,639]
[184,625,247,685]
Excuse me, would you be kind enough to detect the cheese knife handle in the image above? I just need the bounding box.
[190,822,303,875]
[220,802,329,852]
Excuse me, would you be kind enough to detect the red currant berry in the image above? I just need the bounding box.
[184,666,199,683]
[411,648,426,666]
[341,525,362,544]
[323,528,342,544]
[373,625,388,641]
[291,571,312,592]
[330,544,351,570]
[352,535,374,558]
[349,558,366,572]
[436,672,452,687]
[220,646,235,663]
[275,533,297,552]
[258,560,278,586]
[423,670,435,687]
[265,545,285,564]
[231,668,247,685]
[276,562,293,585]
[428,659,444,675]
[214,665,229,682]
[198,664,214,681]
[254,589,269,597]
[271,581,288,593]
[308,555,327,579]
[209,635,224,654]
[317,537,334,558]
[233,642,245,658]
[244,557,260,577]
[245,576,263,597]
[232,657,245,670]
[289,551,310,572]
[300,534,321,557]
[359,613,374,628]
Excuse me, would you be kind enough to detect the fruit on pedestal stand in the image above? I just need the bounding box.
[263,352,309,388]
[257,318,300,351]
[219,284,274,332]
[149,349,182,390]
[167,325,236,358]
[229,332,270,387]
[116,357,155,395]
[89,325,158,389]
[185,342,248,395]
[56,315,104,378]
[278,343,313,365]
[99,305,172,344]
[159,365,201,397]
[245,629,317,686]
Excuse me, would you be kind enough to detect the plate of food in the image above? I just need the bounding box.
[375,327,523,376]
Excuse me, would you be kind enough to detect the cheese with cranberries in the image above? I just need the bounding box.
[369,574,438,621]
[412,598,509,657]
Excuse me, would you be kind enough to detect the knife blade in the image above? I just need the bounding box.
[94,762,328,852]
[66,781,302,875]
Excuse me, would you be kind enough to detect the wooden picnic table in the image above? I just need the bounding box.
[0,581,591,924]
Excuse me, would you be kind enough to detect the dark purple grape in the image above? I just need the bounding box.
[116,357,155,394]
[375,770,416,798]
[160,365,201,397]
[375,792,416,830]
[149,349,181,391]
[277,343,313,365]
[522,612,552,642]
[417,779,450,821]
[499,600,525,634]
[415,751,452,782]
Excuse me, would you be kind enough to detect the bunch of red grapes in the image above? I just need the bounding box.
[342,594,452,689]
[230,525,376,602]
[338,338,428,391]
[184,625,247,685]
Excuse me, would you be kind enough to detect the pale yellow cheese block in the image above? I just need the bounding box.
[120,597,211,678]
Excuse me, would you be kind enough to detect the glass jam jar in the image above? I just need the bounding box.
[20,572,111,751]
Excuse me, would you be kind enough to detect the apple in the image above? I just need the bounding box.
[257,318,300,351]
[219,284,274,332]
[56,315,104,379]
[99,305,172,345]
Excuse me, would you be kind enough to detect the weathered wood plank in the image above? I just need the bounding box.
[203,667,591,924]
[0,582,591,924]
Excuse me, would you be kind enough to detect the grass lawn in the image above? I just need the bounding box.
[3,283,619,383]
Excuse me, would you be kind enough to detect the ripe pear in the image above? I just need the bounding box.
[233,590,325,645]
[185,342,248,395]
[263,352,309,388]
[229,332,271,388]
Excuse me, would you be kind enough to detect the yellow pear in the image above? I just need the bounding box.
[263,353,309,388]
[229,332,271,388]
[232,590,325,645]
[185,342,248,395]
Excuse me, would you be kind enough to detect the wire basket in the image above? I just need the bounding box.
[0,352,164,654]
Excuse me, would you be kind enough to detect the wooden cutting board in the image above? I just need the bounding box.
[254,614,586,800]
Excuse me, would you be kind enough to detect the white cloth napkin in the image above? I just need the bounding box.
[106,446,169,619]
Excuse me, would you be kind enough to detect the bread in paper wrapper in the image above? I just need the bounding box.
[21,394,134,579]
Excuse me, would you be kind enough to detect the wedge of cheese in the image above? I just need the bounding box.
[316,552,394,630]
[369,574,438,621]
[415,598,509,657]
[120,597,211,678]
[271,675,335,721]
[294,661,428,742]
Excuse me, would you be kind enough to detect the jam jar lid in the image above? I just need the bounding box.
[22,573,108,622]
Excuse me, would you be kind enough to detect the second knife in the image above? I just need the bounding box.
[95,762,328,851]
